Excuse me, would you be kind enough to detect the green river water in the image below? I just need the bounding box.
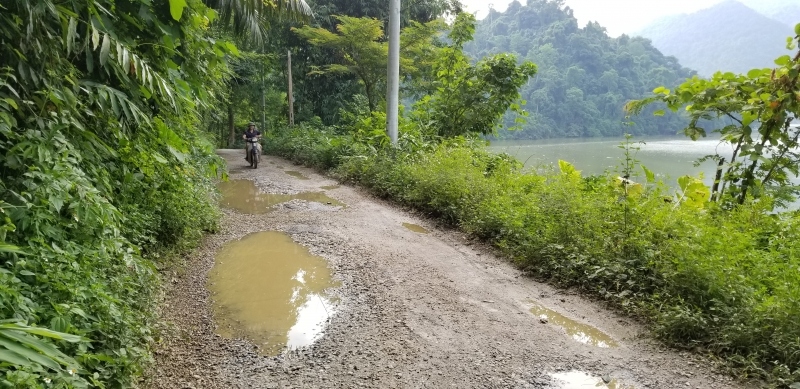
[488,136,731,187]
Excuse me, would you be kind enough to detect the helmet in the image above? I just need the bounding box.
[248,122,256,126]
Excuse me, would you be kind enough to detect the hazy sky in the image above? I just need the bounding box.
[460,0,727,36]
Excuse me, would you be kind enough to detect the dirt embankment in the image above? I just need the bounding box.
[147,150,745,389]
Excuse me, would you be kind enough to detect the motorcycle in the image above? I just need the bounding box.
[245,136,262,169]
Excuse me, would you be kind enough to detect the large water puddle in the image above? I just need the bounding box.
[218,179,344,213]
[529,301,618,348]
[209,231,339,355]
[550,371,633,389]
[402,223,429,234]
[285,170,310,180]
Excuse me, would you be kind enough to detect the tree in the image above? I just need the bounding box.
[463,0,696,139]
[416,13,538,137]
[628,24,800,207]
[292,15,443,112]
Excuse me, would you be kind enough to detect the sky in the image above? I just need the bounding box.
[459,0,728,36]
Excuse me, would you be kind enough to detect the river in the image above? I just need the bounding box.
[489,136,734,187]
[489,136,800,209]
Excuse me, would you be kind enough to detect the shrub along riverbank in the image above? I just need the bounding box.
[266,124,800,387]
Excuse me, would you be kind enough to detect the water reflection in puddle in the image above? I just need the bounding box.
[529,302,618,348]
[285,170,310,180]
[402,223,429,234]
[320,185,341,190]
[209,231,339,355]
[550,371,632,389]
[218,179,345,213]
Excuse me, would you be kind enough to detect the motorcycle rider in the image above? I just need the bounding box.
[243,122,261,160]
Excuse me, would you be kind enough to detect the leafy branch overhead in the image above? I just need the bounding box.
[628,22,800,207]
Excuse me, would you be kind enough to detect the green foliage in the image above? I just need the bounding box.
[465,0,695,139]
[268,123,800,387]
[629,25,800,207]
[292,15,444,111]
[0,0,239,386]
[205,0,313,45]
[414,13,538,137]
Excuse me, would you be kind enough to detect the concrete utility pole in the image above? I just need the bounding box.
[288,50,295,126]
[386,0,400,146]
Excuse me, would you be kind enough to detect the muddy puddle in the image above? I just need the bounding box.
[529,301,618,348]
[550,371,633,389]
[285,170,310,180]
[208,231,339,355]
[320,185,341,190]
[218,179,345,213]
[402,223,429,234]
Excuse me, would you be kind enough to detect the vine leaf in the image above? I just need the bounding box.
[169,0,187,21]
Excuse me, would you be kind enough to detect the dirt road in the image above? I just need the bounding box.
[148,150,744,389]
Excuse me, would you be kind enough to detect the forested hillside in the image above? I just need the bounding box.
[637,1,794,76]
[464,0,696,139]
[740,0,800,27]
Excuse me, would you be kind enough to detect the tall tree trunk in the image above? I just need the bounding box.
[738,126,775,204]
[711,157,725,202]
[228,103,235,147]
[365,82,376,112]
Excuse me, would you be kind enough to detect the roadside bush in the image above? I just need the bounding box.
[268,124,800,387]
[0,0,225,387]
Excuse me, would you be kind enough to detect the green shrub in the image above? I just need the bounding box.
[268,124,800,387]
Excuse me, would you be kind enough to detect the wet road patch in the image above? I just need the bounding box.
[402,223,429,234]
[529,301,618,348]
[218,179,344,213]
[285,170,310,180]
[549,371,632,388]
[209,231,339,355]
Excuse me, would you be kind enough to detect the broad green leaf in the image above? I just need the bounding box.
[775,55,791,66]
[18,270,34,276]
[169,0,187,21]
[626,182,644,197]
[795,23,800,36]
[99,34,110,66]
[50,317,68,333]
[0,336,60,370]
[91,27,100,50]
[152,153,168,164]
[0,324,82,343]
[558,160,581,180]
[66,17,78,55]
[653,109,665,116]
[642,165,655,183]
[677,175,691,192]
[0,330,73,367]
[2,98,17,110]
[746,68,763,78]
[0,243,25,255]
[0,348,33,367]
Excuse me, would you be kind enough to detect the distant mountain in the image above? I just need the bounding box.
[739,0,800,28]
[464,0,695,139]
[637,0,794,76]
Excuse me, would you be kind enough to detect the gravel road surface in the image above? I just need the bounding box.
[147,150,745,389]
